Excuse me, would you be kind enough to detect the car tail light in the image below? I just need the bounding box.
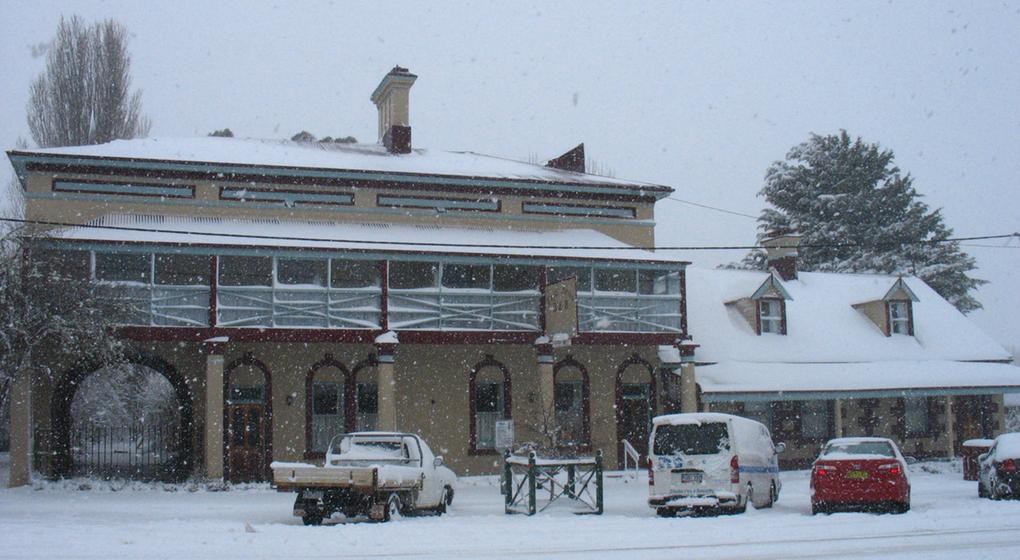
[1002,459,1018,473]
[878,463,902,476]
[648,458,655,486]
[730,455,740,483]
[814,465,830,476]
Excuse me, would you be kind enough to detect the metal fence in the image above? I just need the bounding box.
[70,420,181,481]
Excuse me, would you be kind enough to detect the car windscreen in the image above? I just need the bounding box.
[821,441,895,458]
[653,423,730,455]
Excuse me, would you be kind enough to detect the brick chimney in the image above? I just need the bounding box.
[761,233,802,281]
[370,66,417,154]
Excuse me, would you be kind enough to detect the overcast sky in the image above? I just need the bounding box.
[1,1,1017,351]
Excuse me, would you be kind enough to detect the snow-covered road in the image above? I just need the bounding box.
[1,462,1019,560]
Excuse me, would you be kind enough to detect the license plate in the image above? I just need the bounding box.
[846,470,869,480]
[680,472,703,483]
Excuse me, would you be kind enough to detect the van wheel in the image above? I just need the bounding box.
[735,484,750,513]
[656,507,677,518]
[758,482,776,509]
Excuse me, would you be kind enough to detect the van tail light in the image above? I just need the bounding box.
[1002,459,1018,473]
[878,463,902,476]
[648,458,655,486]
[730,455,740,483]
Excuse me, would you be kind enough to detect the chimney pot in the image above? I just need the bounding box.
[371,66,417,153]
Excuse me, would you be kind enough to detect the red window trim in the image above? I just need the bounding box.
[553,356,593,452]
[468,355,512,456]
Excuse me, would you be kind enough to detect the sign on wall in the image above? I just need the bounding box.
[544,276,578,344]
[495,419,515,450]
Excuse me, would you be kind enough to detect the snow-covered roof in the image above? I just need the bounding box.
[8,137,672,195]
[45,213,687,265]
[687,267,1012,364]
[696,360,1020,400]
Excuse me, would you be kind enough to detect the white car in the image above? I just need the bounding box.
[272,432,456,524]
[647,412,784,516]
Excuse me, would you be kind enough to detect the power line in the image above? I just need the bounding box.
[2,216,1017,253]
[662,196,760,219]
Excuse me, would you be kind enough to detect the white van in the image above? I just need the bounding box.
[647,412,785,516]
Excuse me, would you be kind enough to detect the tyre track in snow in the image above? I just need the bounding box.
[303,524,1020,560]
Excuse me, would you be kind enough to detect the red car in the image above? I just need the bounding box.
[810,437,911,515]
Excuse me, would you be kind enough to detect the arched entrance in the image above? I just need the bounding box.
[615,354,656,468]
[51,353,194,481]
[224,354,272,483]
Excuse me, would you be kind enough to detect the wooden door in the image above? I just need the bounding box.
[618,383,653,465]
[227,404,265,483]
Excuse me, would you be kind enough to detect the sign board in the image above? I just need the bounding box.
[544,276,578,343]
[495,419,515,450]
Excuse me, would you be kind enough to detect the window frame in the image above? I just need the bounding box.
[886,300,914,336]
[468,356,512,455]
[756,297,786,335]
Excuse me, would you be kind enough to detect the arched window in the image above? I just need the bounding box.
[554,357,591,448]
[306,355,350,454]
[469,355,512,453]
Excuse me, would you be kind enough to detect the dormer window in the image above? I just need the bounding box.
[725,272,792,336]
[758,299,785,335]
[887,300,913,336]
[853,277,919,337]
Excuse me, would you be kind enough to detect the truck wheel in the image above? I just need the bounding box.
[383,494,403,522]
[435,488,449,515]
[302,514,323,526]
[656,507,677,518]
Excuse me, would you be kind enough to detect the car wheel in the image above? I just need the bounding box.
[992,480,1010,501]
[302,514,323,526]
[656,507,677,518]
[893,501,910,514]
[383,494,403,522]
[811,502,826,515]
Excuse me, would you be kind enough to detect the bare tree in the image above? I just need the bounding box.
[27,16,151,148]
[0,228,129,422]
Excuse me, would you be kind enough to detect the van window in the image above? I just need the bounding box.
[653,423,730,455]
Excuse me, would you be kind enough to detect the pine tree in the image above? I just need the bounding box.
[741,130,985,313]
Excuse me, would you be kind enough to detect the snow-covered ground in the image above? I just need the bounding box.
[1,461,1019,559]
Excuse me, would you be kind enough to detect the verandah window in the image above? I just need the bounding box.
[903,397,931,437]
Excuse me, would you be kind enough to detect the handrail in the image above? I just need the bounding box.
[622,439,640,479]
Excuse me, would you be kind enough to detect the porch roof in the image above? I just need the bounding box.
[695,360,1020,402]
[44,213,689,266]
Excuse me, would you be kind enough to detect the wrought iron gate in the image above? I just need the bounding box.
[70,419,181,480]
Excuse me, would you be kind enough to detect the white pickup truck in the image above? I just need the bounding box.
[271,432,456,525]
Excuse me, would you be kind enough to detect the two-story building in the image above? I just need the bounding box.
[6,67,694,485]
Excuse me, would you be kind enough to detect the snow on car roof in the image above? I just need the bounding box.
[652,412,762,430]
[993,433,1020,458]
[10,136,671,193]
[824,437,897,445]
